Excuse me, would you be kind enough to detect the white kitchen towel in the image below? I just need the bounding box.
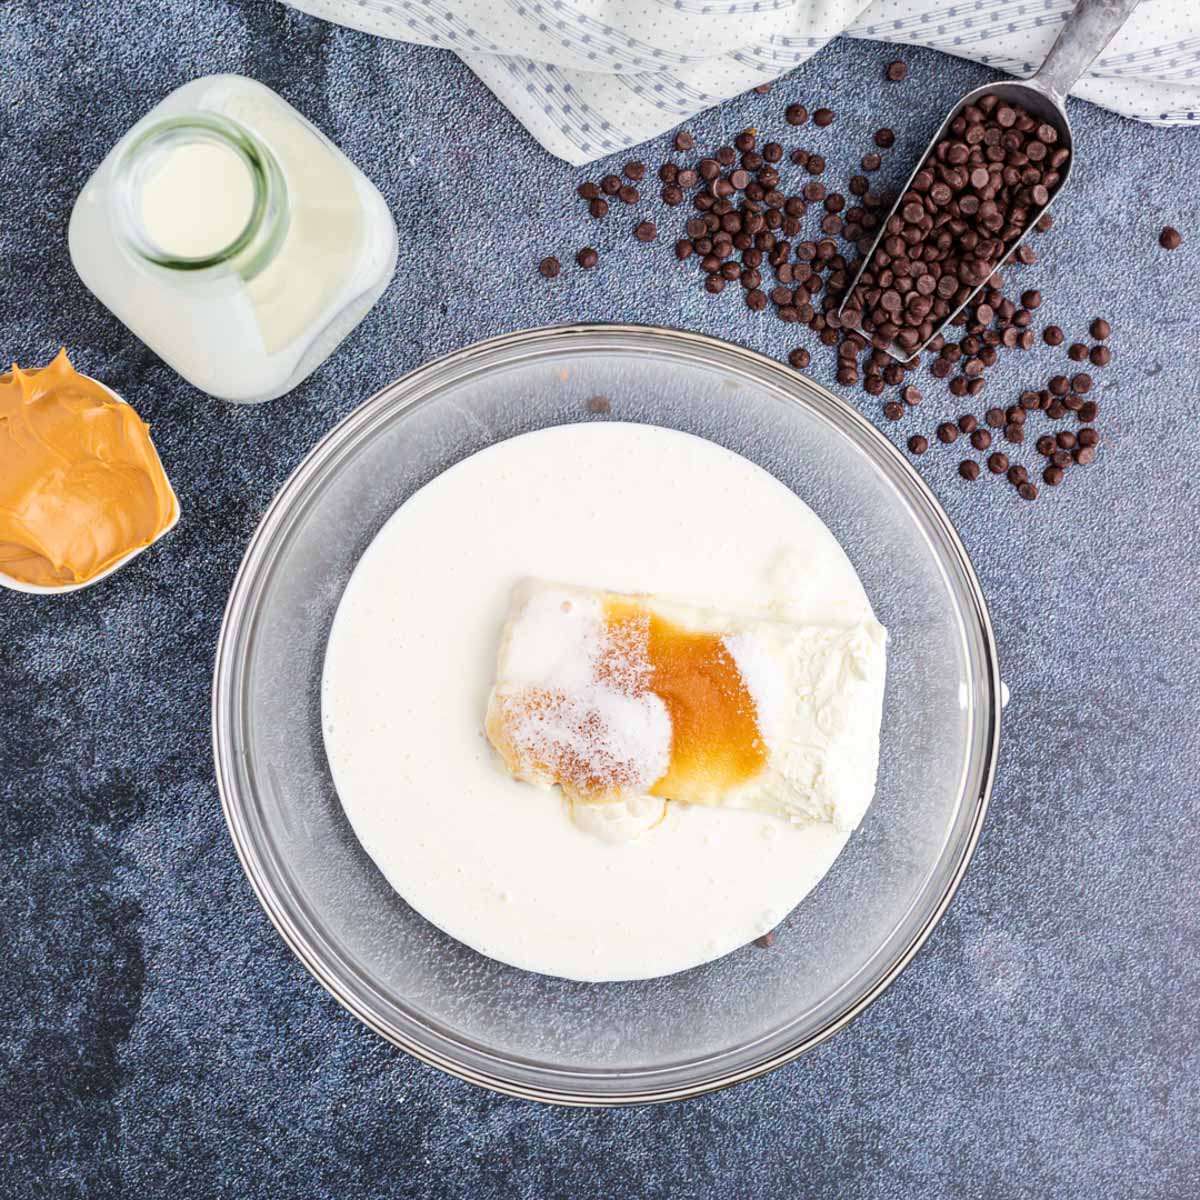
[286,0,1200,163]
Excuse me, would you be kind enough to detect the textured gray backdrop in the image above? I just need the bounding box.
[1,1,1198,1197]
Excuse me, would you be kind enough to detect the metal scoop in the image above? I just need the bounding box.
[839,0,1143,361]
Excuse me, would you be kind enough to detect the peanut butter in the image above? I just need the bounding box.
[0,350,177,587]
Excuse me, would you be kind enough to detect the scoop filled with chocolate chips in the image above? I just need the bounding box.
[840,0,1142,361]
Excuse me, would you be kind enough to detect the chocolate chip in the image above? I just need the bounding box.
[985,407,1006,428]
[577,181,600,201]
[618,184,639,205]
[902,386,922,405]
[1036,434,1056,456]
[971,429,992,451]
[1090,344,1112,367]
[538,256,561,278]
[674,239,694,261]
[1043,326,1064,346]
[1018,481,1039,501]
[908,434,929,455]
[987,452,1009,474]
[704,275,725,295]
[813,108,835,127]
[958,413,978,433]
[785,104,808,126]
[589,198,609,219]
[674,130,695,152]
[623,161,646,182]
[1160,226,1182,250]
[1067,343,1089,362]
[1007,464,1029,486]
[1090,317,1111,340]
[788,347,811,369]
[1078,400,1098,422]
[587,396,611,414]
[1078,427,1099,447]
[634,221,657,242]
[1021,290,1042,310]
[1004,423,1025,444]
[754,930,776,948]
[1070,373,1093,394]
[959,459,981,480]
[861,152,882,172]
[600,174,621,195]
[937,421,959,444]
[575,247,598,269]
[883,401,904,421]
[873,127,895,148]
[886,60,908,82]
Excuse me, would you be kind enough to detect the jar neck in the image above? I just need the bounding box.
[112,114,289,279]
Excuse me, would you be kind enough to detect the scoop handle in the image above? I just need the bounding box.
[1033,0,1143,102]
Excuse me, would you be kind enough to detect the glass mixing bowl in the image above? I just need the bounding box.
[213,325,999,1105]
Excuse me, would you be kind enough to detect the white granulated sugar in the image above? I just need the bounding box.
[497,583,670,797]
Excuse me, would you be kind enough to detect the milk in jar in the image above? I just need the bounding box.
[69,75,398,403]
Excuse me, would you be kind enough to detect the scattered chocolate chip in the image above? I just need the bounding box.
[577,181,600,201]
[618,184,639,205]
[987,452,1009,474]
[937,421,959,444]
[1004,423,1025,444]
[623,161,646,182]
[958,413,979,433]
[1043,326,1064,346]
[1007,464,1030,486]
[538,256,561,278]
[576,246,599,269]
[600,174,621,195]
[883,400,904,421]
[1090,344,1112,367]
[634,221,657,242]
[1036,434,1056,456]
[1021,290,1042,310]
[588,198,609,220]
[985,407,1006,428]
[959,459,981,480]
[674,130,695,151]
[813,108,835,127]
[1074,445,1096,465]
[1018,481,1039,501]
[971,429,992,451]
[788,347,811,369]
[1043,464,1065,486]
[1078,427,1099,447]
[785,104,808,126]
[1090,317,1111,340]
[886,60,908,82]
[587,396,611,414]
[754,931,776,948]
[873,127,895,148]
[1159,226,1182,250]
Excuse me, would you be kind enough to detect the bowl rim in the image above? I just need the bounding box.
[212,322,1000,1106]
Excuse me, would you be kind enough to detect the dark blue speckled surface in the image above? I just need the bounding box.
[1,2,1198,1196]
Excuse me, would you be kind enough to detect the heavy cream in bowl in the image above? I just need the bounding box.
[322,422,887,982]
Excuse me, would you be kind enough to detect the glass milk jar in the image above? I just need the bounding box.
[69,75,397,403]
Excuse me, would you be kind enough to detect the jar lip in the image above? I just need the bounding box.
[113,114,286,273]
